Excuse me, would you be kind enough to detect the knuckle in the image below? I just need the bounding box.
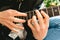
[8,9,13,11]
[8,9,17,12]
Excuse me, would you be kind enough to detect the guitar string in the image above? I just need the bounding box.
[23,6,60,20]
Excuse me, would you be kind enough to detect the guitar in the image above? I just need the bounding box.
[0,5,60,40]
[20,6,60,20]
[15,5,60,40]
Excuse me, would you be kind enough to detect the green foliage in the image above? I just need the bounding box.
[44,0,60,7]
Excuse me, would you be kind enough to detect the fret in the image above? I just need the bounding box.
[27,11,32,20]
[32,10,36,16]
[58,6,59,15]
[30,11,34,18]
[29,11,31,19]
[22,6,60,20]
[42,8,47,14]
[47,7,53,17]
[34,10,36,16]
[32,10,38,19]
[53,6,59,16]
[58,6,60,15]
[25,12,28,21]
[32,11,35,17]
[27,12,30,19]
[59,6,60,15]
[51,7,54,17]
[46,8,48,15]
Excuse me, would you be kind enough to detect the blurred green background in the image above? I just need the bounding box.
[43,0,60,7]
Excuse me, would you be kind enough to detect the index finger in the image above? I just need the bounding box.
[8,9,27,16]
[41,11,49,27]
[35,10,44,25]
[14,12,27,16]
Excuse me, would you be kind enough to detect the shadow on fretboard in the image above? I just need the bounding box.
[17,6,60,20]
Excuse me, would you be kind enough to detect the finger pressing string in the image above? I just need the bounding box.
[41,11,49,27]
[32,16,40,31]
[35,10,44,26]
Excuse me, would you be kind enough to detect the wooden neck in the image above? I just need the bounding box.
[19,6,60,20]
[41,6,60,17]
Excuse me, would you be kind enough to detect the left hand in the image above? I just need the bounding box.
[28,10,49,40]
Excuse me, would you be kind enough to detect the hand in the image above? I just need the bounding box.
[0,9,27,32]
[28,10,49,40]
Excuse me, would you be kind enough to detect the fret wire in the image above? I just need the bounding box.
[46,8,48,15]
[29,11,31,19]
[34,10,36,16]
[51,7,54,17]
[33,11,34,16]
[26,12,28,21]
[25,5,60,20]
[58,6,60,15]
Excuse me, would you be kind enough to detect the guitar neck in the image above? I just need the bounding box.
[41,6,60,17]
[19,6,60,20]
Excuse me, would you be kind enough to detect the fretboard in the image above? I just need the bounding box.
[18,6,60,20]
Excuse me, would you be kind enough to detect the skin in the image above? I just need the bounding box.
[28,10,49,40]
[0,9,27,32]
[0,9,49,40]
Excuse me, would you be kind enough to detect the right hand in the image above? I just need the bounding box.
[0,9,27,32]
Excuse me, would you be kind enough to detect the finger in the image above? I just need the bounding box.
[28,19,35,31]
[1,21,17,32]
[35,10,44,25]
[8,9,27,16]
[32,16,40,31]
[9,17,26,23]
[16,23,24,29]
[41,11,49,20]
[5,20,24,30]
[41,11,49,27]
